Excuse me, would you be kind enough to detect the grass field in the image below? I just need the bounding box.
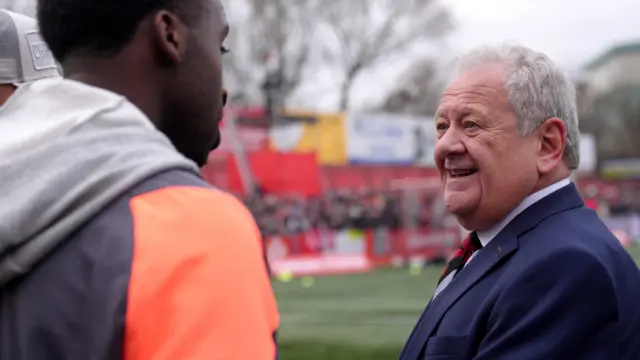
[274,245,640,360]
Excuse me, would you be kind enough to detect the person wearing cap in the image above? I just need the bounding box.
[0,9,59,105]
[0,0,278,359]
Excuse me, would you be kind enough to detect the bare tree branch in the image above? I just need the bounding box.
[221,0,318,107]
[376,57,446,116]
[317,0,454,110]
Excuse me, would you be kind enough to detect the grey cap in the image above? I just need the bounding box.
[0,9,59,85]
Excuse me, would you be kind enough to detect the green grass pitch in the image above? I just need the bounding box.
[274,245,640,359]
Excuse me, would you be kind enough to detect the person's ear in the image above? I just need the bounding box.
[152,11,188,67]
[536,117,566,175]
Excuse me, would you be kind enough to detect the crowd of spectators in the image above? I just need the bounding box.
[578,181,640,216]
[235,180,640,237]
[240,189,443,237]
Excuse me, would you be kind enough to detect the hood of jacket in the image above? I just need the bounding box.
[0,78,199,286]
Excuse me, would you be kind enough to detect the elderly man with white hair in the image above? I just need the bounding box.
[399,43,640,360]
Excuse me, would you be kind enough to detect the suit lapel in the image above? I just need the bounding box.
[401,231,518,360]
[400,184,584,360]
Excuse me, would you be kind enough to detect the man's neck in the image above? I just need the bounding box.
[531,167,572,195]
[63,58,160,126]
[0,84,17,106]
[477,177,571,246]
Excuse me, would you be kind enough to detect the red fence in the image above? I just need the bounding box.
[265,227,462,276]
[202,158,440,193]
[227,151,322,195]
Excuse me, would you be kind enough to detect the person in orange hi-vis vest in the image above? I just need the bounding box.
[0,1,279,359]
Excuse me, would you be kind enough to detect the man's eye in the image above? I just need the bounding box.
[436,123,448,131]
[464,121,478,128]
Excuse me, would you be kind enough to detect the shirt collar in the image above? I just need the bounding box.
[476,178,571,247]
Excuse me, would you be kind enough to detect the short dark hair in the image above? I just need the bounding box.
[37,0,204,62]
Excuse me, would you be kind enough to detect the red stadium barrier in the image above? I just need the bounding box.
[265,227,462,276]
[364,227,460,266]
[270,254,372,277]
[227,151,322,195]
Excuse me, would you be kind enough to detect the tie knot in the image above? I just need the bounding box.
[462,231,482,252]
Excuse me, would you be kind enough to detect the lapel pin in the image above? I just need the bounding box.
[496,246,503,257]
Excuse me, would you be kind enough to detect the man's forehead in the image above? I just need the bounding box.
[436,103,482,118]
[436,70,507,116]
[449,63,505,91]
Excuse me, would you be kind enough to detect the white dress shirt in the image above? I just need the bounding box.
[469,177,571,263]
[433,178,571,299]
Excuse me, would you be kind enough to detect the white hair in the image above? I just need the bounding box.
[452,43,580,169]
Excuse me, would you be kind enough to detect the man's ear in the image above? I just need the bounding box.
[152,11,188,67]
[536,117,566,175]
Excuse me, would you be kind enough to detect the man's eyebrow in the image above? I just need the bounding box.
[434,109,448,119]
[458,104,489,119]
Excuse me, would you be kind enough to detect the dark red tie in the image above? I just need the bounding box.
[437,231,482,285]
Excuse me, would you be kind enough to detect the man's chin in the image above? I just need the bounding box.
[190,145,216,168]
[447,204,474,217]
[209,137,221,151]
[208,128,221,150]
[192,153,208,168]
[445,198,480,227]
[444,191,477,211]
[452,214,478,231]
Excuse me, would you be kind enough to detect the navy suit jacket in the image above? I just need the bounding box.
[399,184,640,360]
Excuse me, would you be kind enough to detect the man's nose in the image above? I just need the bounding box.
[435,127,466,158]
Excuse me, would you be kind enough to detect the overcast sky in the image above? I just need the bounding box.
[449,0,640,69]
[8,0,636,111]
[332,0,640,111]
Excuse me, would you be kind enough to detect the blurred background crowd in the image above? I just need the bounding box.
[241,181,640,237]
[242,190,404,235]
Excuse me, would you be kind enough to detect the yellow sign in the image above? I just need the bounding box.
[268,111,347,165]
